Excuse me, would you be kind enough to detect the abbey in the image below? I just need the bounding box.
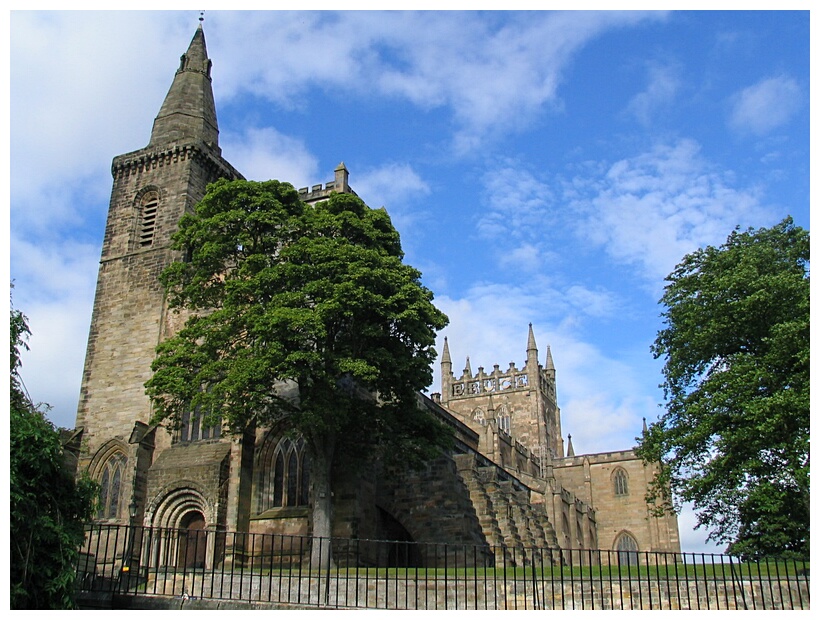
[72,25,679,566]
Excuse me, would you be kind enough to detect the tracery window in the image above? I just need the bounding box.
[258,436,311,512]
[98,453,127,519]
[613,468,629,496]
[616,533,639,566]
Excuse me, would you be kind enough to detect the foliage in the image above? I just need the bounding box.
[636,218,809,559]
[10,293,98,609]
[145,179,451,542]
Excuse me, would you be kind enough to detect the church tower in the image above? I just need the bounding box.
[439,325,564,463]
[74,24,242,523]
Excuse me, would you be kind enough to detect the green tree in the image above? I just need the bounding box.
[145,179,451,564]
[636,218,809,559]
[10,293,98,608]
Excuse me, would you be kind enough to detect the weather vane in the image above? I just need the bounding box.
[199,12,204,24]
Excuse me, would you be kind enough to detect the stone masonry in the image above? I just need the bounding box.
[72,24,680,571]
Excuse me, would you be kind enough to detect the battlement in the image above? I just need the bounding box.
[448,362,527,398]
[298,162,357,204]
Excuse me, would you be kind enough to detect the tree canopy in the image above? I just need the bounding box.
[145,179,451,551]
[636,217,809,559]
[10,292,97,608]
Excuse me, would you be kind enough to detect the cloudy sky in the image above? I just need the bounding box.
[8,9,810,553]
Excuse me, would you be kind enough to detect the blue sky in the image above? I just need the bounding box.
[8,9,810,553]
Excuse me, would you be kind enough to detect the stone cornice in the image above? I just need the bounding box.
[112,143,243,182]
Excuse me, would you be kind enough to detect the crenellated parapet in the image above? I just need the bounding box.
[298,161,358,204]
[449,362,534,400]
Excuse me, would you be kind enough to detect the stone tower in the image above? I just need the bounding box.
[439,324,564,461]
[74,24,242,523]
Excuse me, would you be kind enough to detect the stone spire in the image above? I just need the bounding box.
[149,24,219,148]
[526,323,539,369]
[546,345,555,371]
[566,434,575,457]
[441,336,452,378]
[464,356,472,377]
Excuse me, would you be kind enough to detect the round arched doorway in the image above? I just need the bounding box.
[178,510,207,569]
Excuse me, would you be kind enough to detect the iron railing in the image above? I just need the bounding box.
[76,523,809,610]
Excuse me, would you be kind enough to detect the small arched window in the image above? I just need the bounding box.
[139,191,159,247]
[98,453,127,519]
[472,408,485,424]
[613,468,629,496]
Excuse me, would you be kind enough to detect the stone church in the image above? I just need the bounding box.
[71,24,680,566]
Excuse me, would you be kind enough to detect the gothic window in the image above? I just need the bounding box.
[139,191,159,247]
[97,453,127,519]
[498,414,511,434]
[613,468,629,496]
[472,408,485,424]
[258,436,311,512]
[616,532,639,566]
[178,408,222,443]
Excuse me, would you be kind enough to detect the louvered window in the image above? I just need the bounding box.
[140,193,159,247]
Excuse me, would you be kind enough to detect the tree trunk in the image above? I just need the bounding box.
[309,433,336,570]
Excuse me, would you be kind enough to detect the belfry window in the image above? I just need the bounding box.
[258,436,311,512]
[139,192,159,247]
[98,453,127,519]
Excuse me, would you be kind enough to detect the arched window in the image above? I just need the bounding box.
[258,436,311,512]
[616,532,639,566]
[472,408,485,424]
[98,453,127,519]
[496,406,511,434]
[139,191,159,247]
[613,468,629,496]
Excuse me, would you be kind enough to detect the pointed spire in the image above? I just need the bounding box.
[527,323,538,353]
[566,434,575,458]
[464,356,472,376]
[546,345,555,371]
[441,337,451,365]
[643,417,648,434]
[150,24,219,148]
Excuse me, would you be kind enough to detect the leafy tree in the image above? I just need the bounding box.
[145,179,451,564]
[10,292,98,608]
[636,218,809,559]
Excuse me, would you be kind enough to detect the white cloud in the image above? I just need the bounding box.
[626,62,680,126]
[478,163,556,241]
[354,163,430,208]
[728,75,803,136]
[206,11,668,150]
[222,126,319,188]
[566,139,774,285]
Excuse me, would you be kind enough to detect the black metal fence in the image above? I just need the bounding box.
[76,523,809,610]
